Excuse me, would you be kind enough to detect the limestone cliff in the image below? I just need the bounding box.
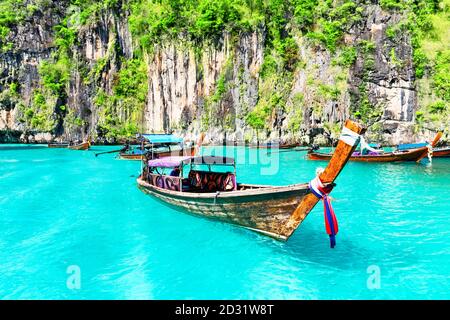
[0,0,448,144]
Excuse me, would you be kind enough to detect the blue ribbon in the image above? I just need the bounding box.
[324,196,337,248]
[309,179,338,249]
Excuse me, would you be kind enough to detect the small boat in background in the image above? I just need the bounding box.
[137,120,366,242]
[277,143,300,149]
[48,143,69,148]
[309,147,430,162]
[117,133,203,161]
[68,141,90,150]
[118,146,195,160]
[308,132,442,163]
[397,141,450,158]
[433,146,450,158]
[251,142,300,149]
[48,140,90,150]
[117,147,147,160]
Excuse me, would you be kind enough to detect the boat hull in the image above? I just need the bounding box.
[68,142,90,150]
[48,143,69,148]
[118,153,145,160]
[308,147,429,162]
[138,178,311,240]
[119,146,196,160]
[433,147,450,158]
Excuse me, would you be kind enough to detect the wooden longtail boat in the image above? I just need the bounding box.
[118,146,196,160]
[279,143,300,149]
[117,152,145,160]
[48,143,69,148]
[137,120,365,241]
[117,133,203,161]
[433,146,450,158]
[308,147,430,162]
[397,141,450,158]
[67,141,90,150]
[251,142,299,149]
[308,132,442,163]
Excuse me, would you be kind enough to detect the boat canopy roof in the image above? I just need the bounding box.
[148,155,235,168]
[397,142,427,151]
[138,134,183,145]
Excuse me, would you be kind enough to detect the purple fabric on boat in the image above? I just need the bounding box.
[148,156,192,168]
[352,151,380,156]
[232,174,237,191]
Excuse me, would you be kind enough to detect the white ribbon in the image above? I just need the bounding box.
[309,176,325,198]
[360,136,379,153]
[339,127,361,147]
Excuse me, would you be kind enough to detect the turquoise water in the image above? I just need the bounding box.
[0,144,449,299]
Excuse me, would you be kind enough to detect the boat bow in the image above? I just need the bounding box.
[281,120,366,239]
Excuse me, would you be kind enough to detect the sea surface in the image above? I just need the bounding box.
[0,144,449,299]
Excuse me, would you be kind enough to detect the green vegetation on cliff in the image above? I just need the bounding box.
[95,58,148,138]
[1,0,449,141]
[402,0,450,129]
[0,0,25,52]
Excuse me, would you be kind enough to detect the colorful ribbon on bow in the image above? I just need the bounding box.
[309,176,339,248]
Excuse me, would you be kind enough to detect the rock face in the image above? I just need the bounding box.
[348,5,417,144]
[0,2,440,144]
[67,8,134,140]
[145,32,264,144]
[284,39,351,145]
[0,2,67,135]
